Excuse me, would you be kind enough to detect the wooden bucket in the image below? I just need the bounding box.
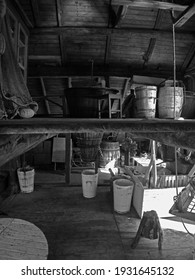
[99,141,120,168]
[135,86,157,118]
[158,81,184,119]
[17,168,35,193]
[76,133,103,162]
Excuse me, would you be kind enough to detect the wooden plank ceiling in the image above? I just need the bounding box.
[11,0,195,116]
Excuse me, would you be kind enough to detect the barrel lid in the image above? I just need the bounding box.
[135,86,157,91]
[161,80,184,87]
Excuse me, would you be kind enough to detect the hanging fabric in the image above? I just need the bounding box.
[0,0,38,119]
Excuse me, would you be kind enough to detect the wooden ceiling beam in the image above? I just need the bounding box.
[56,0,62,26]
[104,34,112,65]
[0,134,55,168]
[154,9,164,29]
[1,118,195,134]
[122,78,130,98]
[143,9,164,67]
[28,64,182,79]
[30,26,195,42]
[112,0,188,12]
[1,118,195,151]
[0,118,195,151]
[185,65,195,75]
[7,0,33,28]
[40,77,51,115]
[174,2,195,28]
[181,43,195,72]
[55,0,67,66]
[30,0,41,27]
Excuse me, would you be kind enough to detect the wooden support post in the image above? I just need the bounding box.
[40,77,51,115]
[151,140,157,188]
[144,157,153,182]
[65,133,71,185]
[63,78,72,185]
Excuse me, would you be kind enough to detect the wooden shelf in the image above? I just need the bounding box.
[0,117,195,150]
[1,117,195,133]
[1,118,195,151]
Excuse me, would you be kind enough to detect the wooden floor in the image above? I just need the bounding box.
[0,170,195,260]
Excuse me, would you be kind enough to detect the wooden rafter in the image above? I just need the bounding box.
[33,96,63,109]
[31,26,195,42]
[56,0,62,26]
[154,9,164,29]
[112,0,188,12]
[40,77,51,115]
[55,0,67,66]
[30,0,41,27]
[1,119,195,151]
[28,64,183,79]
[181,43,195,72]
[143,9,164,67]
[104,3,128,66]
[1,119,195,134]
[122,78,130,99]
[186,56,195,74]
[174,2,195,28]
[0,134,55,168]
[104,34,112,65]
[183,66,195,75]
[8,0,33,28]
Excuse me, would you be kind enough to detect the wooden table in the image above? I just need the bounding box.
[0,218,48,260]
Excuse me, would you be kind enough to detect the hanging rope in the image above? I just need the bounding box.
[172,16,179,197]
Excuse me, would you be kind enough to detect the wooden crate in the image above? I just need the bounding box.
[127,169,185,218]
[158,174,188,188]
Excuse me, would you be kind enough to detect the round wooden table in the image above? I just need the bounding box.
[0,218,48,260]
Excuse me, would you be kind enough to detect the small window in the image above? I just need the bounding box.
[6,8,28,82]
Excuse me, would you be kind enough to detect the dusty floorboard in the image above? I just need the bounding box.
[0,182,195,260]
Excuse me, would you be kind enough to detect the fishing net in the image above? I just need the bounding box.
[0,0,38,119]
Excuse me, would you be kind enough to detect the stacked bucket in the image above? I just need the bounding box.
[134,80,184,119]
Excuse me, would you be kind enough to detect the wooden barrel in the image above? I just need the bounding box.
[76,133,103,162]
[134,86,157,118]
[99,141,120,168]
[66,87,119,118]
[158,81,184,119]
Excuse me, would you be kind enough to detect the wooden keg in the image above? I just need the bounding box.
[158,80,184,119]
[134,86,157,118]
[99,141,120,168]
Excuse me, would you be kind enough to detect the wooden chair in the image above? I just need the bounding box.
[98,93,122,118]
